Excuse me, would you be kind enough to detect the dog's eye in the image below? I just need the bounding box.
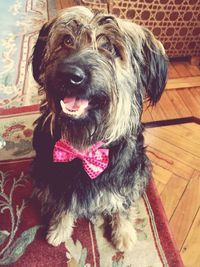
[101,42,120,57]
[98,35,120,58]
[62,34,74,48]
[101,42,113,52]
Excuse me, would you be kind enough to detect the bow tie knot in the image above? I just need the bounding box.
[53,139,109,179]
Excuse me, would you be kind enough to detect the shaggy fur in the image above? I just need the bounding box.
[32,6,168,251]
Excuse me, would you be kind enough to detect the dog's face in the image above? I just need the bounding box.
[32,6,168,148]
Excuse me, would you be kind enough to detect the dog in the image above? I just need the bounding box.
[31,6,168,251]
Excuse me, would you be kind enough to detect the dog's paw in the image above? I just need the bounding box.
[46,213,74,247]
[111,221,137,251]
[46,227,70,247]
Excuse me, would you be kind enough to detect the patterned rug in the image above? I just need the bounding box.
[0,1,183,266]
[0,0,55,110]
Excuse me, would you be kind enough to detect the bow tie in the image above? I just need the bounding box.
[53,139,109,179]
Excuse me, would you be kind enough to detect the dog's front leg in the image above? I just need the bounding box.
[46,211,74,247]
[110,212,137,251]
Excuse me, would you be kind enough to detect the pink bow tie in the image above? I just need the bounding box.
[53,139,109,179]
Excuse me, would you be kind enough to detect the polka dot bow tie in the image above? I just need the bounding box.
[53,139,109,179]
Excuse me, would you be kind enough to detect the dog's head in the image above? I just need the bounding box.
[32,6,168,148]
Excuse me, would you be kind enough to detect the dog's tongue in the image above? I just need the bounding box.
[63,97,88,111]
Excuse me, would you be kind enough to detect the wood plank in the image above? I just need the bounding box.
[152,163,172,185]
[145,131,200,171]
[181,207,200,267]
[146,127,200,158]
[191,56,200,67]
[142,102,153,123]
[146,103,166,122]
[166,76,200,90]
[162,123,200,145]
[157,91,180,120]
[177,89,200,117]
[190,87,200,106]
[165,90,192,117]
[168,63,180,79]
[169,171,200,250]
[160,174,188,220]
[153,179,165,195]
[172,62,192,78]
[146,147,194,180]
[185,62,200,76]
[181,122,200,134]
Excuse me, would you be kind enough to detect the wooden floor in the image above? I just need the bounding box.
[142,62,200,123]
[143,62,200,267]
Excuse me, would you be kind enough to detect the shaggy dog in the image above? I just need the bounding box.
[32,6,168,251]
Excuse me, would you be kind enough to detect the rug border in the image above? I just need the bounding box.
[0,104,39,116]
[146,180,184,267]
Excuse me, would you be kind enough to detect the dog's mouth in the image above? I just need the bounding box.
[60,97,89,118]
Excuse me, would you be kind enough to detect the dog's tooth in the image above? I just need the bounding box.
[60,100,66,111]
[60,100,82,117]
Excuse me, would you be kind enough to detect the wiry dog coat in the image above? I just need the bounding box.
[32,6,168,250]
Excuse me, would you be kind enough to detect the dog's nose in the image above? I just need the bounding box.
[67,67,86,86]
[58,65,86,87]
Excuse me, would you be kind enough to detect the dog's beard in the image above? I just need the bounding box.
[46,89,110,150]
[60,100,109,150]
[61,115,103,149]
[44,60,113,149]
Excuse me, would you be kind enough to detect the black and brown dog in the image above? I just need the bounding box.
[32,6,168,251]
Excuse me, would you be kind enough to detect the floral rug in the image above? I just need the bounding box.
[0,0,56,110]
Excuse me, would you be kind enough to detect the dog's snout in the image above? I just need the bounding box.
[58,64,86,87]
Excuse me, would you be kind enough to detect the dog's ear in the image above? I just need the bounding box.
[140,28,168,105]
[32,21,54,86]
[118,20,168,105]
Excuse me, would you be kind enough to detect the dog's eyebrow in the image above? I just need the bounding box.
[97,16,118,26]
[57,19,82,30]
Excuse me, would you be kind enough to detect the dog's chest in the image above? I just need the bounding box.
[69,188,131,218]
